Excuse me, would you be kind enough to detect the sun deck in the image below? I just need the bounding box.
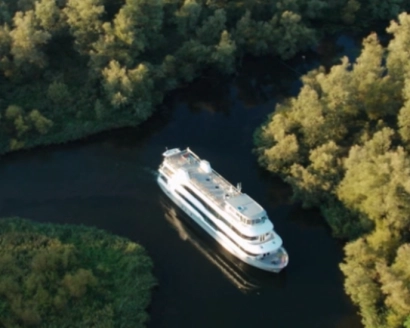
[163,149,241,209]
[161,148,272,229]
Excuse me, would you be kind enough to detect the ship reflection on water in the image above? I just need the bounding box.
[159,195,286,294]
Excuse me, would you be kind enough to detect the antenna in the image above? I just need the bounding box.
[237,182,242,192]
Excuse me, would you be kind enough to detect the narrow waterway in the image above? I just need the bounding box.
[0,35,363,328]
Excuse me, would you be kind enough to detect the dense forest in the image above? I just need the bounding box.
[0,0,408,154]
[0,217,156,328]
[255,12,410,328]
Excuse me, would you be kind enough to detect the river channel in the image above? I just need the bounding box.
[0,35,363,328]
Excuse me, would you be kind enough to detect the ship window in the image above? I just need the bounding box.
[160,175,168,183]
[179,186,259,241]
[162,166,173,176]
[175,190,217,230]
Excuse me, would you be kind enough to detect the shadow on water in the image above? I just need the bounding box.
[169,48,323,117]
[255,166,294,207]
[91,104,175,151]
[0,100,174,164]
[234,54,311,107]
[172,73,233,116]
[287,203,330,230]
[159,194,287,294]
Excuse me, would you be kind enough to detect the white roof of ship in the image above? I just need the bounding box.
[161,147,281,249]
[225,194,266,219]
[162,148,272,230]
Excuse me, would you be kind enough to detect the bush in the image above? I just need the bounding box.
[0,217,156,328]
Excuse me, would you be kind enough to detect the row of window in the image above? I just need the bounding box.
[180,186,260,241]
[160,175,268,241]
[174,189,260,257]
[227,206,267,225]
[233,210,254,225]
[160,175,265,255]
[175,190,218,230]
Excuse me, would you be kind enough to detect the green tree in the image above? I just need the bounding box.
[34,0,65,33]
[9,10,51,69]
[112,0,163,56]
[174,0,202,36]
[102,60,155,119]
[63,0,104,53]
[386,12,410,90]
[0,23,12,75]
[272,10,316,59]
[362,0,404,21]
[337,128,410,232]
[0,1,12,24]
[90,0,163,70]
[351,33,399,120]
[234,9,316,58]
[340,237,383,328]
[398,79,410,144]
[196,8,226,45]
[4,105,29,137]
[209,30,236,73]
[28,109,53,134]
[341,0,361,24]
[173,39,212,82]
[47,81,70,105]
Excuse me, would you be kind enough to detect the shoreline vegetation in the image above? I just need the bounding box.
[0,0,407,155]
[2,0,410,327]
[0,217,156,328]
[255,12,410,328]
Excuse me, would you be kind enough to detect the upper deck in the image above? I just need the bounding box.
[161,148,268,224]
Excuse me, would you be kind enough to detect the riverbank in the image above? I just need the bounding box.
[1,0,406,157]
[0,115,143,155]
[0,217,156,328]
[254,13,410,328]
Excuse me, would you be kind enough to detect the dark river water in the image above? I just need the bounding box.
[0,36,363,328]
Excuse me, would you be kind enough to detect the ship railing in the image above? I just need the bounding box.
[189,179,225,208]
[165,148,241,208]
[186,148,241,196]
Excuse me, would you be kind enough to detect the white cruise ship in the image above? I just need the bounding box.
[157,147,289,273]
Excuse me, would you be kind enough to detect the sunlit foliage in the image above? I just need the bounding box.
[0,217,156,328]
[255,12,410,327]
[1,0,408,154]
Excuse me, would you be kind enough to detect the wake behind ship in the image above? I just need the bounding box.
[157,147,289,273]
